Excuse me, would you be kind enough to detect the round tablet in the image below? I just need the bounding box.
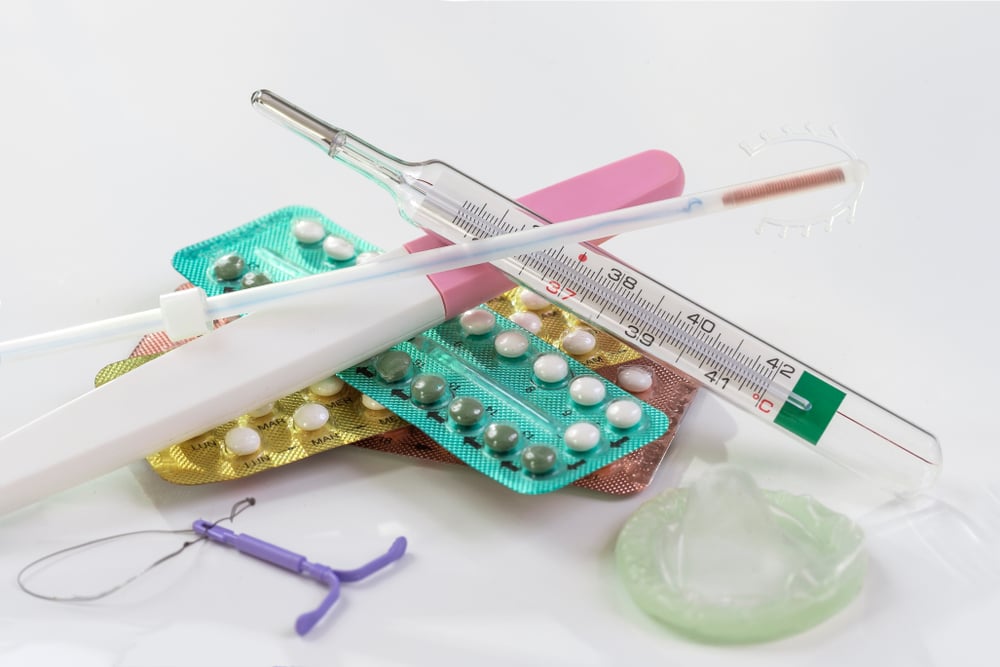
[618,366,654,393]
[375,350,412,383]
[569,376,607,406]
[533,354,569,384]
[246,402,274,418]
[561,328,597,356]
[483,423,520,453]
[292,403,330,431]
[213,253,245,281]
[322,235,356,261]
[224,426,261,456]
[521,445,557,474]
[448,397,484,426]
[362,395,386,411]
[564,422,601,452]
[509,311,542,334]
[606,399,643,429]
[459,309,496,336]
[494,331,530,358]
[355,251,381,264]
[240,271,271,289]
[291,218,326,244]
[518,289,550,311]
[410,373,448,405]
[309,376,345,397]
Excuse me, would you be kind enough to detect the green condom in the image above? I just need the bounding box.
[615,466,866,643]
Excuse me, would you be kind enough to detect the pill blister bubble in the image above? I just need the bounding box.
[323,235,356,261]
[292,403,330,431]
[606,399,643,429]
[483,423,520,453]
[355,251,382,264]
[521,445,558,474]
[410,373,448,405]
[224,426,262,456]
[448,397,484,426]
[459,309,496,336]
[240,272,272,289]
[618,365,654,393]
[561,327,597,356]
[375,350,413,383]
[569,376,607,406]
[362,395,387,411]
[518,288,550,311]
[309,376,345,397]
[291,218,326,244]
[533,354,569,384]
[246,402,275,419]
[564,422,601,452]
[509,311,542,334]
[213,253,245,281]
[494,331,530,359]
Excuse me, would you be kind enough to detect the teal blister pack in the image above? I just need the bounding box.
[171,206,670,493]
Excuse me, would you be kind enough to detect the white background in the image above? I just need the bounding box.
[1,2,998,666]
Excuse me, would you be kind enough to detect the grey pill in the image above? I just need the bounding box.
[410,373,447,405]
[521,445,557,474]
[448,397,484,426]
[483,423,520,452]
[375,350,413,383]
[213,253,245,280]
[240,271,272,289]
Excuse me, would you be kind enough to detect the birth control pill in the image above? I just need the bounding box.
[376,350,413,383]
[291,218,326,244]
[213,253,245,281]
[561,328,597,356]
[448,397,484,426]
[564,422,601,452]
[292,403,330,431]
[246,402,274,418]
[618,366,654,393]
[224,426,261,456]
[521,445,557,474]
[569,376,607,406]
[483,423,520,453]
[410,373,448,405]
[606,399,643,429]
[533,354,569,384]
[309,376,345,397]
[362,395,386,411]
[240,272,272,289]
[494,331,530,358]
[355,251,382,264]
[459,309,496,336]
[518,289,550,311]
[323,235,356,261]
[509,311,542,334]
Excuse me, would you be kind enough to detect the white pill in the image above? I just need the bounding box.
[519,288,550,311]
[355,251,382,264]
[509,311,542,334]
[323,235,356,261]
[564,422,601,452]
[494,330,530,358]
[225,426,261,456]
[362,395,386,411]
[617,366,654,393]
[606,399,643,429]
[561,328,597,356]
[293,403,330,431]
[533,354,569,383]
[569,376,607,406]
[459,309,496,336]
[246,402,274,418]
[291,218,326,244]
[309,376,345,397]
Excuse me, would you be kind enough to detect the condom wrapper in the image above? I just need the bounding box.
[615,466,866,643]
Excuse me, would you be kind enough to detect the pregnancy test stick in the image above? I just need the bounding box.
[0,150,684,515]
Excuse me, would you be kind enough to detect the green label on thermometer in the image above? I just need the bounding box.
[774,372,845,444]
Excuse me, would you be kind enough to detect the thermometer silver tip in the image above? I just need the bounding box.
[251,89,343,155]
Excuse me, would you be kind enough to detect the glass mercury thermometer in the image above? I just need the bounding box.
[252,90,941,494]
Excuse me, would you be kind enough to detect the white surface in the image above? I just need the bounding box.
[0,2,997,665]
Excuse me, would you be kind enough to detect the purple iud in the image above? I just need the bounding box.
[192,519,407,636]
